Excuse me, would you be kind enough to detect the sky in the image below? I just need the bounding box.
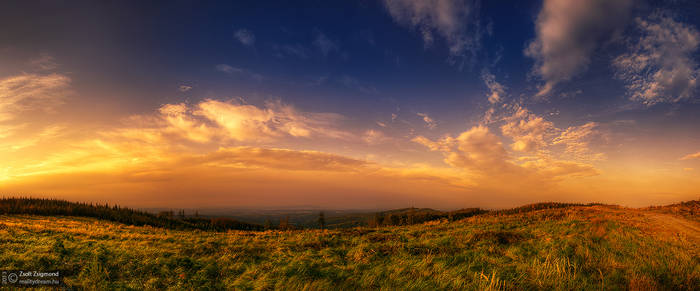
[1,0,699,210]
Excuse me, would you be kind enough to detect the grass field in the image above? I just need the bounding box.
[1,203,698,290]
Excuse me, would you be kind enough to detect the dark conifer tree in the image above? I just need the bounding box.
[318,211,326,230]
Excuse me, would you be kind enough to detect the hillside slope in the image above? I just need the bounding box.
[1,204,698,290]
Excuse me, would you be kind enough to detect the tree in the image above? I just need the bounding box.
[318,211,326,230]
[383,214,394,226]
[371,213,383,227]
[279,216,290,230]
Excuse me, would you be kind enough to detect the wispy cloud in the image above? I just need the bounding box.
[119,98,354,145]
[525,0,633,97]
[313,30,339,56]
[338,75,378,94]
[190,146,369,172]
[416,112,437,129]
[362,129,391,145]
[215,64,243,74]
[178,85,192,92]
[680,151,700,161]
[383,0,482,64]
[272,43,310,59]
[613,14,699,105]
[215,64,262,81]
[234,28,255,46]
[481,70,506,104]
[552,122,604,160]
[0,73,71,122]
[28,53,58,71]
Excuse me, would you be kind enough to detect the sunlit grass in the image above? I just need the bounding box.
[0,205,697,290]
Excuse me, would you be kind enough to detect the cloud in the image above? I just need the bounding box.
[526,0,633,97]
[413,124,599,181]
[28,53,58,71]
[338,75,378,94]
[273,44,310,59]
[362,129,391,145]
[414,125,514,174]
[105,98,355,146]
[383,0,482,61]
[0,73,71,122]
[0,139,475,209]
[178,85,192,92]
[520,158,599,178]
[215,64,262,81]
[680,151,700,161]
[0,124,66,152]
[500,112,555,153]
[234,29,255,46]
[189,146,369,172]
[416,112,437,129]
[481,70,506,104]
[0,124,25,139]
[413,126,516,177]
[613,15,700,105]
[192,99,353,142]
[215,64,243,74]
[201,99,353,141]
[447,125,511,170]
[313,31,339,56]
[552,122,603,160]
[158,103,216,143]
[477,102,605,160]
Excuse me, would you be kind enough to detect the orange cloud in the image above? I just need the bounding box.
[680,151,700,160]
[413,123,599,182]
[500,112,555,153]
[195,98,352,141]
[186,147,370,172]
[553,122,604,160]
[0,73,70,122]
[362,129,391,145]
[0,68,695,209]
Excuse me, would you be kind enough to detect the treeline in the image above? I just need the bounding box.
[368,203,603,227]
[368,208,487,227]
[0,198,263,231]
[490,202,602,216]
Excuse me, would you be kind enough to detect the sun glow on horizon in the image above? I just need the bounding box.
[1,0,699,209]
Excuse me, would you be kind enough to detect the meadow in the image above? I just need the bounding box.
[0,202,698,290]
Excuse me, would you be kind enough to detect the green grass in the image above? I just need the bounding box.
[0,205,698,290]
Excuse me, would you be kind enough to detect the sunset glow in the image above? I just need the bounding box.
[1,0,699,209]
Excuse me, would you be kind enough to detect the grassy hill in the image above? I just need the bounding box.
[0,201,698,290]
[0,198,263,231]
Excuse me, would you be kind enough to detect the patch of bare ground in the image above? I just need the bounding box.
[577,205,700,255]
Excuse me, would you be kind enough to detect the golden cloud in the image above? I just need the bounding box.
[552,122,604,160]
[0,73,70,122]
[500,113,555,153]
[680,151,700,161]
[413,124,599,180]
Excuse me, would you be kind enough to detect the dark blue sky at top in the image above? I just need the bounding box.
[2,0,700,134]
